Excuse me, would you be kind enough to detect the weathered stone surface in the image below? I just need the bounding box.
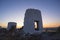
[23,8,43,34]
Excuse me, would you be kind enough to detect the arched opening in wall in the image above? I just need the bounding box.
[34,21,39,31]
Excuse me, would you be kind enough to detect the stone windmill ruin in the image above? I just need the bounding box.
[23,8,43,34]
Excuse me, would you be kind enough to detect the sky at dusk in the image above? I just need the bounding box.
[0,0,60,28]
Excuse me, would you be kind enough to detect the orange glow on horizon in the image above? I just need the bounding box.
[0,22,23,28]
[0,22,60,28]
[43,22,60,28]
[0,23,7,28]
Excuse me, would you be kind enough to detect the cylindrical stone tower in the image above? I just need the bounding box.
[23,8,43,34]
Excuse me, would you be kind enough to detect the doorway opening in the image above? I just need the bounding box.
[34,21,39,31]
